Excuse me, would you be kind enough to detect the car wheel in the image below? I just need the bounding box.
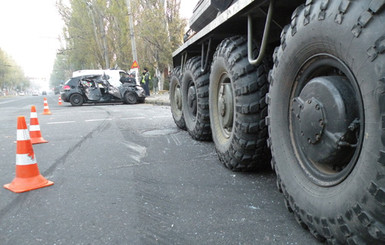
[125,91,138,104]
[268,1,385,243]
[70,93,84,106]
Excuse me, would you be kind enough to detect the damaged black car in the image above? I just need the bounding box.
[60,74,146,106]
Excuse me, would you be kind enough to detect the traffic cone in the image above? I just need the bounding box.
[58,96,62,105]
[4,116,54,193]
[42,97,52,115]
[29,105,48,145]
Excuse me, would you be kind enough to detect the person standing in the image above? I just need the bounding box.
[152,75,159,94]
[141,68,151,96]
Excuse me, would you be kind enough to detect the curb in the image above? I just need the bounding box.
[146,101,171,106]
[145,98,170,106]
[144,91,170,106]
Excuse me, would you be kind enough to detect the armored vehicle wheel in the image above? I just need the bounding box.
[124,91,137,104]
[268,1,385,243]
[181,57,211,140]
[209,36,270,171]
[70,93,84,106]
[169,66,186,130]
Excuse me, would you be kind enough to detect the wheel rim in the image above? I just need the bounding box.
[187,80,197,121]
[217,73,233,138]
[290,54,364,187]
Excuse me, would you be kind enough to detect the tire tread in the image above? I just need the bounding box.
[182,57,211,141]
[268,0,385,243]
[170,66,186,130]
[211,36,270,171]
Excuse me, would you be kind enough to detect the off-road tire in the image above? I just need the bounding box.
[209,36,270,171]
[70,93,84,106]
[181,57,211,140]
[169,66,186,130]
[267,1,385,243]
[124,91,138,104]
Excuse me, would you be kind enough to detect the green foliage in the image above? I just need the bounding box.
[0,48,29,91]
[52,0,186,86]
[49,53,72,87]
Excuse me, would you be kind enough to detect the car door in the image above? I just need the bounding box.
[106,82,122,99]
[83,79,102,101]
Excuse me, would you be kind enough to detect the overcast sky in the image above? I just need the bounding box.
[0,0,197,85]
[0,0,63,80]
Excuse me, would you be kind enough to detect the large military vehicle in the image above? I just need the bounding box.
[169,0,385,243]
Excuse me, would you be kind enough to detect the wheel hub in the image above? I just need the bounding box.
[187,85,197,116]
[219,96,226,116]
[218,83,233,133]
[293,97,325,145]
[174,86,182,110]
[292,76,360,176]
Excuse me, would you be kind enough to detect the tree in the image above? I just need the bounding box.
[133,0,185,89]
[0,48,29,92]
[49,52,72,87]
[53,0,186,90]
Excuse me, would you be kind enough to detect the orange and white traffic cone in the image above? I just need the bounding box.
[4,116,54,193]
[58,96,62,105]
[42,97,52,115]
[29,105,48,144]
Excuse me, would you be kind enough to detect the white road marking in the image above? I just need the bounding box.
[47,121,76,124]
[0,99,17,105]
[120,117,146,120]
[85,118,112,122]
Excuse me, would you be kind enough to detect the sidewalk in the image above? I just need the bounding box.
[144,90,170,106]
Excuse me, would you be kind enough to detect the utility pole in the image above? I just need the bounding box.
[126,0,138,64]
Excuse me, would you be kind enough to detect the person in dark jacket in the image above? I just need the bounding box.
[141,68,151,96]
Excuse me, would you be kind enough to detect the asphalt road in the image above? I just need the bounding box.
[0,95,320,245]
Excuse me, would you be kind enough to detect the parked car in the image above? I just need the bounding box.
[60,74,146,106]
[54,85,62,95]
